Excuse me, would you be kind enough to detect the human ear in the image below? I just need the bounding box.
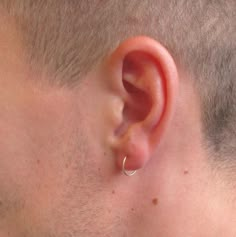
[103,36,179,173]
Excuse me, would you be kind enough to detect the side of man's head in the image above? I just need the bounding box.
[0,1,235,237]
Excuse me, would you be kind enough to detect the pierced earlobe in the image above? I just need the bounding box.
[122,156,137,177]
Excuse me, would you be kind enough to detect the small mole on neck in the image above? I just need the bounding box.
[152,198,158,206]
[184,170,189,175]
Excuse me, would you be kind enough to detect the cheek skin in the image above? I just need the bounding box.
[0,77,125,236]
[0,83,70,229]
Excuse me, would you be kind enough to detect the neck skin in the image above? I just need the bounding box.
[130,71,236,237]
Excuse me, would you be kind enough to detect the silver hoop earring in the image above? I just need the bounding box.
[122,156,137,177]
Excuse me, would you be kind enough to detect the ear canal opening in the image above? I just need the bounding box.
[114,79,152,137]
[122,79,152,121]
[123,78,141,94]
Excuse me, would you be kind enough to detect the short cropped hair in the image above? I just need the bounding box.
[1,1,236,166]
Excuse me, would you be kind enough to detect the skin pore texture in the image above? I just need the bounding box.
[0,4,236,237]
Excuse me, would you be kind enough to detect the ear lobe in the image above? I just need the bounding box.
[106,37,179,173]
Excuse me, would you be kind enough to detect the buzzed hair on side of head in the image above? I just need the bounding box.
[0,1,236,168]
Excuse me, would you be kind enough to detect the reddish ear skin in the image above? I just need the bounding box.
[116,125,150,171]
[105,36,179,173]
